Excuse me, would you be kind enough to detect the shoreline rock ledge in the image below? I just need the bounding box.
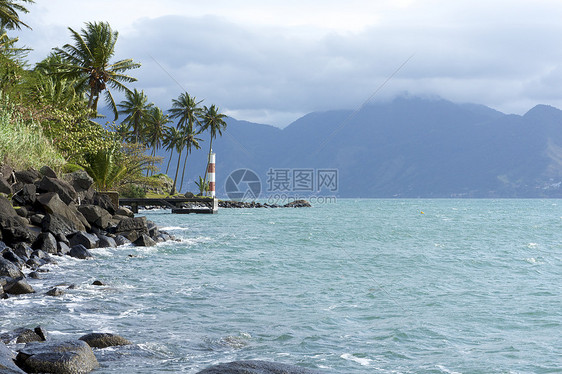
[1,166,174,298]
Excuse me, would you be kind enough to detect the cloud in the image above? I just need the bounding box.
[11,0,562,125]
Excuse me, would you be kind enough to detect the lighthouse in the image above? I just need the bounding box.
[208,151,216,198]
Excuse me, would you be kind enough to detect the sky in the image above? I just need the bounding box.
[14,0,562,127]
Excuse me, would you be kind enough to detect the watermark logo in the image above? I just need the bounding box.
[266,168,338,193]
[224,168,261,201]
[225,168,338,203]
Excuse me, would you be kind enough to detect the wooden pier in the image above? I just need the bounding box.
[119,197,218,214]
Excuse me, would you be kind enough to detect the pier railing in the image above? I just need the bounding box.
[119,197,218,214]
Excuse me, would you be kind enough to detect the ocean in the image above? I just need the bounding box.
[1,199,561,373]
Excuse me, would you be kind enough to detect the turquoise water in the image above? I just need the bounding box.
[1,199,561,373]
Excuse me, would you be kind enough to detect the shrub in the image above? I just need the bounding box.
[119,184,146,198]
[0,92,65,170]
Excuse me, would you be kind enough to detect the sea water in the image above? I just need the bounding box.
[1,199,560,373]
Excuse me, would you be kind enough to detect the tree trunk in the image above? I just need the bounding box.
[171,148,183,195]
[165,149,173,174]
[179,145,189,194]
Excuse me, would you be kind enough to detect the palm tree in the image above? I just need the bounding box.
[162,125,181,176]
[81,146,127,191]
[53,21,140,119]
[168,92,203,193]
[177,128,202,194]
[117,88,153,143]
[0,0,32,30]
[168,92,203,131]
[200,104,227,191]
[144,106,171,175]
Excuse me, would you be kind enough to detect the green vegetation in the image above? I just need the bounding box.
[0,92,64,170]
[0,3,227,195]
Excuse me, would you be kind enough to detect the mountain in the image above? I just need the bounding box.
[161,96,562,198]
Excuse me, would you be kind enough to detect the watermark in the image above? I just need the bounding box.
[224,168,261,201]
[225,168,338,203]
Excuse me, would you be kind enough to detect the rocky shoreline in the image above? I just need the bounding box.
[218,199,312,208]
[0,166,323,373]
[0,166,177,373]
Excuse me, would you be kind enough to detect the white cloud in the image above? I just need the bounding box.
[11,0,562,126]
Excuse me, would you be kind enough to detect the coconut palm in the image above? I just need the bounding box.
[162,125,181,176]
[117,88,153,143]
[168,92,203,193]
[177,128,202,194]
[0,0,32,30]
[200,104,227,191]
[144,106,171,175]
[53,21,140,119]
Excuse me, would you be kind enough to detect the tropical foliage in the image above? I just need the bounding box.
[53,21,140,119]
[0,7,228,197]
[0,91,64,171]
[0,0,32,30]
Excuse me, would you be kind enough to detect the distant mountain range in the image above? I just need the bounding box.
[161,95,562,198]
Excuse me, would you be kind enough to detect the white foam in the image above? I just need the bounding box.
[161,226,190,231]
[340,353,373,366]
[436,364,462,374]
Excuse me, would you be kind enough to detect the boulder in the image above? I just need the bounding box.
[37,177,77,205]
[132,234,156,247]
[96,234,116,248]
[57,241,71,255]
[26,256,45,269]
[64,170,94,195]
[0,177,12,195]
[39,165,57,179]
[16,340,99,374]
[4,279,34,295]
[2,249,26,269]
[0,216,32,245]
[45,287,64,296]
[13,243,32,260]
[91,280,105,286]
[0,340,26,374]
[114,207,134,218]
[13,169,40,185]
[29,214,44,226]
[36,193,88,232]
[0,327,46,344]
[21,183,37,205]
[69,232,99,250]
[69,245,93,260]
[115,216,148,241]
[113,235,131,246]
[92,192,115,215]
[33,232,58,254]
[0,195,17,219]
[78,333,132,348]
[14,206,27,218]
[77,205,112,229]
[284,200,312,208]
[41,213,80,237]
[0,258,24,278]
[195,361,326,374]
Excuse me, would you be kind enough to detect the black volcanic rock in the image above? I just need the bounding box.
[16,340,99,374]
[196,360,326,374]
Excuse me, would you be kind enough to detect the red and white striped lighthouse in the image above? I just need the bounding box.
[208,151,216,198]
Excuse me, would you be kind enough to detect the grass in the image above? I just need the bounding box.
[0,94,65,171]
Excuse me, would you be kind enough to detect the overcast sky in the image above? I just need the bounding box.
[15,0,562,127]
